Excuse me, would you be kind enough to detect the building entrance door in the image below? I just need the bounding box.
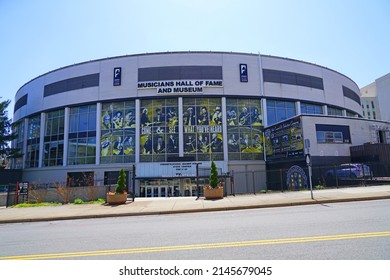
[140,178,205,197]
[144,185,171,197]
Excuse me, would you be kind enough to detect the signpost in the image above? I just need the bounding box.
[16,182,29,204]
[304,139,313,199]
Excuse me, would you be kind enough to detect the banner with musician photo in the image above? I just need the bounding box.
[227,98,264,160]
[100,129,135,159]
[140,99,178,161]
[183,98,224,161]
[101,132,113,157]
[101,101,135,163]
[101,101,135,131]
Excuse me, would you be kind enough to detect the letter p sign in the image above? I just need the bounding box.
[240,64,248,82]
[113,67,121,86]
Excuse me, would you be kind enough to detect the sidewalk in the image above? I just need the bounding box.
[1,185,390,224]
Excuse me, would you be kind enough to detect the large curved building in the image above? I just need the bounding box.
[12,51,389,197]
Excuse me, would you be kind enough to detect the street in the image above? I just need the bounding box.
[0,199,389,260]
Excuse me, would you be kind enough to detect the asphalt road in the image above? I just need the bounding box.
[0,199,389,260]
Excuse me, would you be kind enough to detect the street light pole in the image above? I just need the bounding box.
[306,154,313,200]
[196,162,200,199]
[132,164,136,201]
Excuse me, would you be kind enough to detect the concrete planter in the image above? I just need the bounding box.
[204,186,224,199]
[106,193,127,205]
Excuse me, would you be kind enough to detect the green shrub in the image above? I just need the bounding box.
[73,198,84,204]
[12,202,61,208]
[95,198,106,204]
[314,185,325,190]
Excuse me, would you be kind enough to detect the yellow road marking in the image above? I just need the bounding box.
[1,231,389,260]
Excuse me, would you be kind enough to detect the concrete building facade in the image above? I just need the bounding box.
[361,73,390,122]
[12,51,388,196]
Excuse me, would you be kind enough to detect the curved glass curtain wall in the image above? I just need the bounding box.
[25,115,40,168]
[43,109,64,166]
[266,100,296,125]
[68,105,97,165]
[12,121,24,169]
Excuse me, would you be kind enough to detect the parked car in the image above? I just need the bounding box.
[325,163,371,180]
[0,185,8,193]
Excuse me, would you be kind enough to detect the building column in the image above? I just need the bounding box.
[63,107,70,167]
[96,103,102,165]
[222,97,228,162]
[135,99,140,163]
[261,99,267,161]
[261,99,268,127]
[296,101,301,115]
[178,97,184,157]
[323,105,328,116]
[258,54,265,96]
[38,112,46,168]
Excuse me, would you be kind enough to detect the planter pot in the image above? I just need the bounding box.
[106,193,127,205]
[204,187,224,199]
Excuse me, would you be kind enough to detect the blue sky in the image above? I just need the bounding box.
[1,0,389,118]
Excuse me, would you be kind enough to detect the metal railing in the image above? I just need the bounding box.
[266,162,390,191]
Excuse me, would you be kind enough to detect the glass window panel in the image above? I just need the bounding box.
[285,101,295,109]
[263,69,281,83]
[328,107,343,116]
[69,106,97,165]
[275,101,285,109]
[78,113,88,131]
[52,118,59,135]
[311,78,324,90]
[59,117,65,132]
[70,114,77,132]
[79,106,89,113]
[286,108,296,119]
[88,112,96,131]
[89,105,96,112]
[280,72,296,85]
[267,100,275,107]
[277,108,287,121]
[267,108,277,125]
[45,121,52,136]
[25,115,41,168]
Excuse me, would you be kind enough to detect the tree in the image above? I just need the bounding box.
[209,161,219,189]
[116,168,127,194]
[0,99,20,162]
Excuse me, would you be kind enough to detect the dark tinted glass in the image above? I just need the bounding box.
[263,69,324,90]
[138,66,222,81]
[44,73,99,97]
